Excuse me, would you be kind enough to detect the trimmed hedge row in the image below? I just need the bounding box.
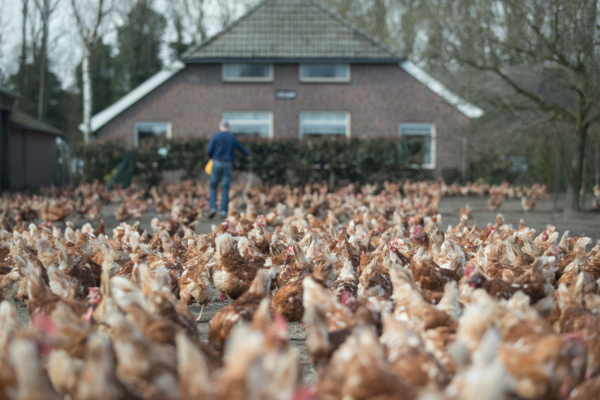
[73,137,435,186]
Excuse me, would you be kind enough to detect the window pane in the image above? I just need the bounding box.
[223,112,271,138]
[223,112,271,121]
[301,112,348,122]
[401,123,432,136]
[402,136,432,165]
[300,112,349,137]
[136,122,169,141]
[400,124,433,165]
[302,125,347,135]
[230,124,270,137]
[223,64,271,78]
[301,64,348,79]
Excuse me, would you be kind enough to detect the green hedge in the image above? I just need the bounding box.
[73,137,434,187]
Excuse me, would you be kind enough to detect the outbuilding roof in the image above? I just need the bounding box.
[0,86,19,99]
[183,0,403,63]
[11,110,63,136]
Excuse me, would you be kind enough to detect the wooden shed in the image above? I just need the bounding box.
[0,86,63,190]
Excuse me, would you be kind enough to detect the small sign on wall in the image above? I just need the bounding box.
[275,90,297,99]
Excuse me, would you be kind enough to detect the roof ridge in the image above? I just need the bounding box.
[182,0,273,60]
[304,0,403,61]
[183,0,402,62]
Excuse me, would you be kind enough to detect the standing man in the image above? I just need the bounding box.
[207,120,250,218]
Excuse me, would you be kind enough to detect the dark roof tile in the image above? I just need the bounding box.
[183,0,403,62]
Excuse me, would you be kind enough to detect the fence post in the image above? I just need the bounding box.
[461,136,468,184]
[595,142,600,186]
[553,143,560,214]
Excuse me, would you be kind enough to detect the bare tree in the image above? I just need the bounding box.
[0,0,9,81]
[33,0,60,121]
[212,0,257,30]
[322,0,392,47]
[427,0,600,212]
[215,0,237,29]
[70,0,110,143]
[21,0,29,75]
[185,0,207,45]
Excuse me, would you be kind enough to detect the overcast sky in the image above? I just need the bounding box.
[0,0,248,89]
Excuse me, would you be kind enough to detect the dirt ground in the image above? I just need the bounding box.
[16,193,600,384]
[439,195,600,242]
[66,193,600,242]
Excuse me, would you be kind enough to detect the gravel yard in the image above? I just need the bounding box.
[55,193,600,241]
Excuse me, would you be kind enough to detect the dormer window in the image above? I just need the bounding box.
[222,63,273,82]
[299,64,350,82]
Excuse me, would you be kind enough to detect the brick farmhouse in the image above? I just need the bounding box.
[88,0,482,177]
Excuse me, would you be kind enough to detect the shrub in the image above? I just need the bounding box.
[72,137,434,187]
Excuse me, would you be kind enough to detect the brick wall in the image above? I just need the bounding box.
[95,63,471,176]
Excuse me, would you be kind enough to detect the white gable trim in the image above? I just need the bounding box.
[81,61,185,134]
[400,61,483,119]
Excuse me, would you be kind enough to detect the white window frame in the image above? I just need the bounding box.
[299,64,350,83]
[133,121,172,146]
[223,111,274,139]
[222,63,274,82]
[398,123,436,169]
[299,112,351,138]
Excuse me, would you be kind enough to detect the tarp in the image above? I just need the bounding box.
[108,151,135,190]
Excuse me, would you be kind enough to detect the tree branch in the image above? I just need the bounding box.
[583,107,600,127]
[454,55,576,123]
[506,0,580,72]
[70,0,106,45]
[69,0,87,40]
[87,0,105,44]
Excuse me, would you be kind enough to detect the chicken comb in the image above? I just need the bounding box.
[272,312,288,335]
[341,291,351,305]
[465,263,476,278]
[542,230,549,241]
[31,313,58,337]
[562,331,586,347]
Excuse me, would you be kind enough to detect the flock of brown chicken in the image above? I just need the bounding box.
[0,179,599,400]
